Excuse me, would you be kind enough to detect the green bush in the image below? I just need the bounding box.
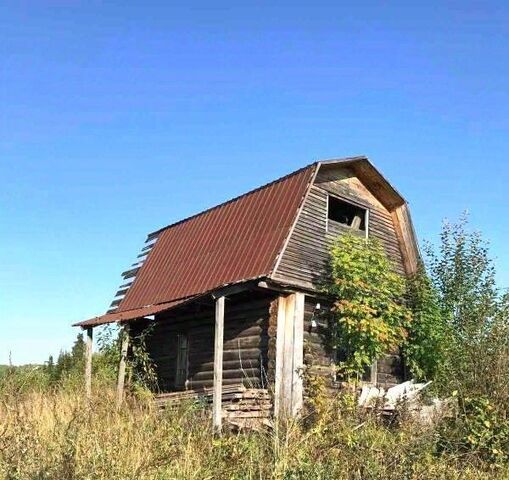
[326,234,411,379]
[438,395,509,466]
[403,266,448,381]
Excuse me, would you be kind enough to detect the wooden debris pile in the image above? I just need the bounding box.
[154,384,272,429]
[358,380,433,418]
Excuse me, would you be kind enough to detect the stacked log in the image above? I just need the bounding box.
[154,385,272,428]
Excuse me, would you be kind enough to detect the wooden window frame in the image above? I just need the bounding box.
[325,193,370,239]
[175,333,189,390]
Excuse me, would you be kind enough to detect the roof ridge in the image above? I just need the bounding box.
[147,161,318,238]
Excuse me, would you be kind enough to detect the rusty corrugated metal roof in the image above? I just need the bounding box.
[75,156,416,328]
[116,164,317,312]
[73,298,193,327]
[76,164,316,327]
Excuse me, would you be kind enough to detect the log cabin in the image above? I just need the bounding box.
[74,156,420,430]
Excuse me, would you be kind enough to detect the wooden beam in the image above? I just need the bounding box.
[281,294,296,417]
[370,359,378,385]
[84,327,93,398]
[273,296,287,418]
[258,278,328,297]
[391,204,420,276]
[291,292,304,416]
[213,296,225,433]
[274,293,305,419]
[211,282,253,299]
[116,323,130,407]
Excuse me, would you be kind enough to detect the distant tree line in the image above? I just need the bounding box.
[43,333,86,385]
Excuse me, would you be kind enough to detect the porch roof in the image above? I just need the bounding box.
[73,297,195,328]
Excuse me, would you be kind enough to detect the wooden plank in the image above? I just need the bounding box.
[281,295,295,417]
[121,267,140,279]
[370,359,378,385]
[274,296,286,418]
[114,288,129,298]
[189,377,259,390]
[192,368,261,381]
[292,292,304,416]
[274,293,305,419]
[84,327,93,398]
[213,296,225,433]
[223,411,271,419]
[116,324,130,407]
[391,204,420,275]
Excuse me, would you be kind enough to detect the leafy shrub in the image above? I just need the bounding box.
[403,266,448,381]
[326,234,411,379]
[438,395,509,466]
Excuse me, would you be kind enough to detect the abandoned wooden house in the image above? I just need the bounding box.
[75,156,420,429]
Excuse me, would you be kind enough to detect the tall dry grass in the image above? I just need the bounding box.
[0,383,507,480]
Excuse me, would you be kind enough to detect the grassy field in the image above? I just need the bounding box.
[0,383,507,480]
[2,220,507,479]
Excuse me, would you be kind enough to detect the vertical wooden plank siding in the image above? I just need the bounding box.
[116,324,130,407]
[213,296,225,433]
[274,293,305,418]
[84,327,93,398]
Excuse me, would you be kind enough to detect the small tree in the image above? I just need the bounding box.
[425,215,509,464]
[426,214,501,334]
[425,215,509,399]
[326,234,411,380]
[44,354,58,385]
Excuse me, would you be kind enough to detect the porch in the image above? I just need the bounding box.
[80,282,310,432]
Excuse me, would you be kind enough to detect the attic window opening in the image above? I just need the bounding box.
[327,196,367,231]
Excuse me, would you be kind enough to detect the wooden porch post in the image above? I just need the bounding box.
[274,292,305,419]
[291,292,304,416]
[213,295,225,433]
[116,323,130,407]
[84,327,93,398]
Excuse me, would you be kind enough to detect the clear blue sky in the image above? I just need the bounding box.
[1,1,508,365]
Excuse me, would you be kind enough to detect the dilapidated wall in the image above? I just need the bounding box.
[302,296,404,389]
[142,291,275,392]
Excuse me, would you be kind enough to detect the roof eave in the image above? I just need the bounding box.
[316,156,406,209]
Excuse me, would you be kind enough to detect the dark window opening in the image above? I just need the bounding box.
[328,196,367,231]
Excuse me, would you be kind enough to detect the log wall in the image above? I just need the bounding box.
[303,296,404,388]
[144,293,274,392]
[303,298,335,382]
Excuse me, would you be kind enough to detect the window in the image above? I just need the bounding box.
[327,196,367,232]
[175,334,189,389]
